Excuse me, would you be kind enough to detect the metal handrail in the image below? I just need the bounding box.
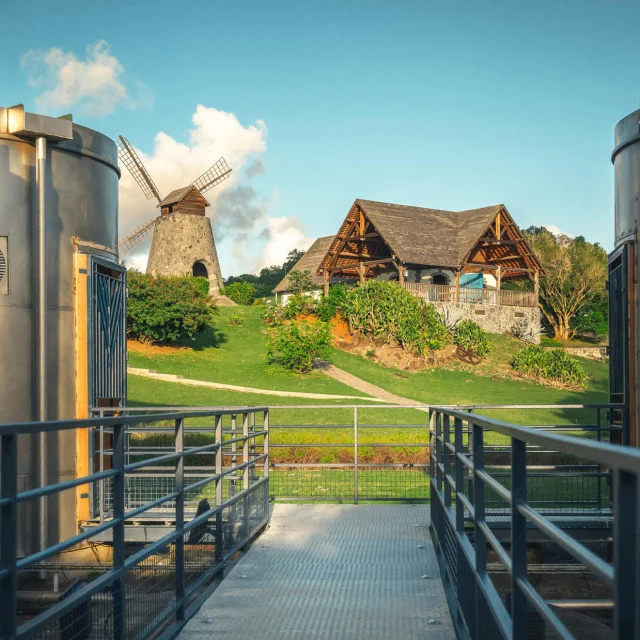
[429,406,637,639]
[0,408,270,640]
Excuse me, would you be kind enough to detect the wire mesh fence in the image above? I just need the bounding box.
[2,408,270,640]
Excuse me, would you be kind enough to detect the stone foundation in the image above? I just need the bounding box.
[432,301,541,343]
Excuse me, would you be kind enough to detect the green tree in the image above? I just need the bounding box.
[524,228,607,341]
[288,269,315,294]
[224,281,256,305]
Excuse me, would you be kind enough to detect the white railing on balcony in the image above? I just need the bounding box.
[402,283,538,308]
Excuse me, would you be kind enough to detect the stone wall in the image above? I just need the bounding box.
[432,301,541,343]
[146,213,224,296]
[561,347,608,361]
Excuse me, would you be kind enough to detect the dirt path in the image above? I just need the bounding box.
[127,367,388,402]
[313,360,425,407]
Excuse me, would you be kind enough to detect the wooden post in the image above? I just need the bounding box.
[357,264,365,283]
[398,263,405,285]
[324,270,330,296]
[496,265,501,305]
[455,271,460,303]
[534,270,539,295]
[495,212,501,240]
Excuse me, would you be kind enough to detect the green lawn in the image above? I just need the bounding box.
[128,306,367,397]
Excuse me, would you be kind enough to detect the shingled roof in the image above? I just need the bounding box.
[351,200,502,268]
[158,185,210,208]
[273,236,336,293]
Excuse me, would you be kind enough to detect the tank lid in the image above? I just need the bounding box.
[612,109,640,163]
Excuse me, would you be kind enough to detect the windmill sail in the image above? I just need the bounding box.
[118,217,159,257]
[117,136,161,202]
[191,157,232,194]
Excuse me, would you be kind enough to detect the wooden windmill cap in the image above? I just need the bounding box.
[158,185,211,208]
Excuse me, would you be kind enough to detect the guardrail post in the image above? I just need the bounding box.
[263,409,270,481]
[175,418,185,621]
[354,407,359,505]
[214,414,224,570]
[112,420,126,640]
[443,414,451,508]
[0,432,18,639]
[99,423,105,523]
[435,411,443,495]
[472,420,487,638]
[230,414,237,520]
[614,469,638,637]
[511,438,527,639]
[454,417,464,533]
[242,412,250,539]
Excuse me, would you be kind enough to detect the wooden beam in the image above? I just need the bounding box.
[332,251,388,260]
[496,265,501,291]
[456,271,460,302]
[357,263,365,283]
[324,269,330,296]
[495,212,501,240]
[397,263,405,285]
[534,270,539,295]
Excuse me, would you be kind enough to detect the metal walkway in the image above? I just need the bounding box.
[179,504,455,639]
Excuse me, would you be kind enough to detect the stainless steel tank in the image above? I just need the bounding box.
[0,107,121,553]
[612,110,640,446]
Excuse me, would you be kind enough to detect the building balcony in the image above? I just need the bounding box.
[402,282,538,308]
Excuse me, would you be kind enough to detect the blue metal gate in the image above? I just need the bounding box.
[88,256,127,407]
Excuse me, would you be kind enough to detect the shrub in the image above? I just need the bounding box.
[284,292,317,318]
[263,303,287,326]
[127,271,216,343]
[341,280,449,354]
[266,320,332,372]
[453,320,490,359]
[227,314,244,327]
[224,281,256,305]
[192,276,210,297]
[511,345,586,387]
[316,284,350,322]
[288,269,315,294]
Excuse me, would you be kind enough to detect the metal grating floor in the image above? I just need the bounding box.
[179,504,455,639]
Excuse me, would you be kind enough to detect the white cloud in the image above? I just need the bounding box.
[21,40,152,116]
[254,216,314,271]
[118,105,310,277]
[544,224,574,239]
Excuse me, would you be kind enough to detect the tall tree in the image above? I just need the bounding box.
[524,228,607,340]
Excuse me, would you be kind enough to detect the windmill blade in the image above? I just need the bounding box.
[191,157,232,194]
[118,216,159,257]
[117,136,161,202]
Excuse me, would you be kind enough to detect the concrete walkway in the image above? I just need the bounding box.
[179,504,454,639]
[127,367,388,402]
[314,360,423,406]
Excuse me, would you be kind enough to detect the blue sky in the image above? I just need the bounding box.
[2,0,639,274]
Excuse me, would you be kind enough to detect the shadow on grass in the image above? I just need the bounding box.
[171,326,229,351]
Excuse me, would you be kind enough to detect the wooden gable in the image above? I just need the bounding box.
[461,207,543,281]
[318,201,397,280]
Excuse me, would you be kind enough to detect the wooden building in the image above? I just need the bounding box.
[275,199,543,308]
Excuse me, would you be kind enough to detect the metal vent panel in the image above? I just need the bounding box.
[0,237,7,294]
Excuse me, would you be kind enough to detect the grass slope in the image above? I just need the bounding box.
[128,306,367,397]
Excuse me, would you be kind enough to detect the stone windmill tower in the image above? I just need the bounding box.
[117,136,230,296]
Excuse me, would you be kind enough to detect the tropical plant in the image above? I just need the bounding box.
[316,284,350,322]
[266,320,332,373]
[511,316,543,344]
[511,345,586,387]
[127,271,216,343]
[341,280,450,354]
[284,292,317,318]
[452,320,490,359]
[439,302,465,331]
[224,281,256,305]
[524,228,607,340]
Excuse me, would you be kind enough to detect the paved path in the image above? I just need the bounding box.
[314,360,424,406]
[179,504,455,639]
[127,367,388,402]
